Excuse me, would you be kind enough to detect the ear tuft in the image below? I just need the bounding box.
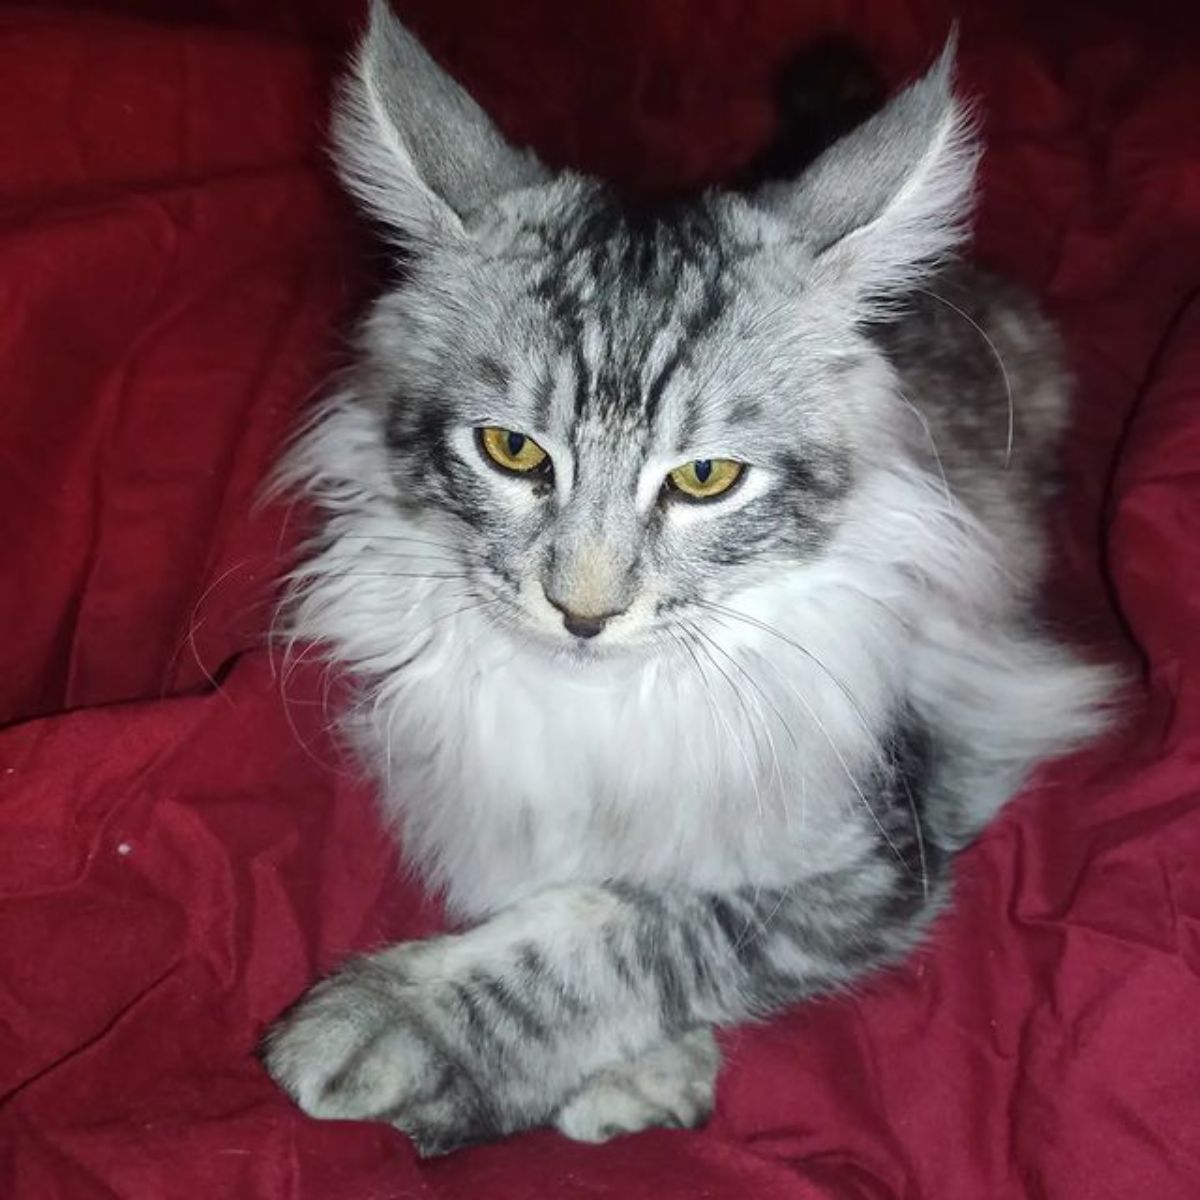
[332,0,549,244]
[756,34,980,307]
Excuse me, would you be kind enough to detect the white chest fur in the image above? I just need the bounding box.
[285,401,1102,921]
[352,581,898,920]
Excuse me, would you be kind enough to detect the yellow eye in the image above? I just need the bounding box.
[478,427,549,474]
[666,458,744,500]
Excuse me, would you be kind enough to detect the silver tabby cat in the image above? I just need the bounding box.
[263,0,1112,1155]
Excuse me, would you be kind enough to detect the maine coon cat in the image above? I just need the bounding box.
[263,0,1112,1155]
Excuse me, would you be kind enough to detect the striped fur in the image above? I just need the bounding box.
[262,3,1113,1154]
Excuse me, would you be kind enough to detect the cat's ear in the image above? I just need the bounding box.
[332,0,550,244]
[756,36,978,306]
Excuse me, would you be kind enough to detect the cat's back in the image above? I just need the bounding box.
[876,265,1071,577]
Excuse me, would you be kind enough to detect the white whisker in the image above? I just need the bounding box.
[695,603,914,877]
[916,285,1015,468]
[684,619,796,808]
[679,622,766,823]
[895,385,952,504]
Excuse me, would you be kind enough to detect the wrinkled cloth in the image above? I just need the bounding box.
[2,2,1199,1197]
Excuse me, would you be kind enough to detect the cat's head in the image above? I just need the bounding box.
[331,1,978,655]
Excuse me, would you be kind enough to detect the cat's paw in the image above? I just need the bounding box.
[553,1027,720,1144]
[261,957,491,1156]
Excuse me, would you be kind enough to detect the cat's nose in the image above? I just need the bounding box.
[561,612,607,640]
[545,596,623,640]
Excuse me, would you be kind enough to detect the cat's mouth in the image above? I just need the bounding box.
[535,622,640,662]
[474,575,645,658]
[494,600,654,664]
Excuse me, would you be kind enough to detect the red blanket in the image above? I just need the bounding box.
[3,2,1198,1196]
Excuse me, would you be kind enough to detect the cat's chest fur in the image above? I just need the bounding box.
[357,582,896,921]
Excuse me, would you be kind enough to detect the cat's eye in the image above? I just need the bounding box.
[478,427,550,475]
[665,458,744,501]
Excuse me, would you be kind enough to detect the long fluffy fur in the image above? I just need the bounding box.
[263,6,1113,1156]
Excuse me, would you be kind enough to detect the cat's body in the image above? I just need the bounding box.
[291,260,1074,922]
[263,2,1111,1155]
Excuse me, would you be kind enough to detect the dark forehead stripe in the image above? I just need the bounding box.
[474,355,511,393]
[530,367,556,429]
[527,190,732,426]
[560,193,724,288]
[643,271,727,426]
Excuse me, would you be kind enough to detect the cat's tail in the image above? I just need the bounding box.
[736,37,885,189]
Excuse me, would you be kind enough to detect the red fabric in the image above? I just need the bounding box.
[2,2,1199,1197]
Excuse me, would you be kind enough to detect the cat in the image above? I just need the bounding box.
[262,0,1113,1156]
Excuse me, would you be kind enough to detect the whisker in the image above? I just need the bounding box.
[404,595,501,642]
[692,600,875,734]
[291,570,471,582]
[275,639,358,778]
[899,771,930,901]
[169,555,260,706]
[723,877,805,957]
[895,385,952,504]
[762,651,910,872]
[322,532,458,550]
[683,619,795,806]
[749,645,914,876]
[341,551,465,566]
[694,602,914,876]
[666,626,725,773]
[678,620,766,822]
[915,286,1015,469]
[672,632,792,949]
[690,624,800,752]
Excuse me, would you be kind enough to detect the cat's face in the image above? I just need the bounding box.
[329,3,975,656]
[367,186,865,653]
